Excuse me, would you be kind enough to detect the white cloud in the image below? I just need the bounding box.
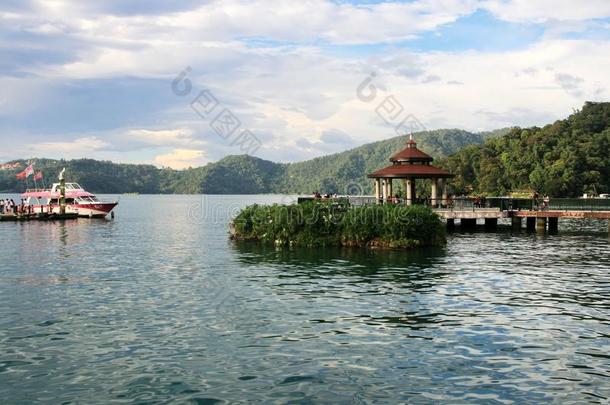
[127,128,203,147]
[27,136,110,157]
[482,0,610,23]
[1,1,610,165]
[154,148,207,169]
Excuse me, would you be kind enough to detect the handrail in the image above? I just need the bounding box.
[24,188,51,193]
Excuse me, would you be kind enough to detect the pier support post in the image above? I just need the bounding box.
[536,217,547,232]
[526,217,536,231]
[461,218,477,229]
[511,217,522,230]
[447,218,455,229]
[548,217,558,233]
[485,218,498,230]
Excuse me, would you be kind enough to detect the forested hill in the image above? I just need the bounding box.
[441,101,610,197]
[0,129,497,194]
[3,102,608,197]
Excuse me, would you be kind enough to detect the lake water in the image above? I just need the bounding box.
[1,195,609,404]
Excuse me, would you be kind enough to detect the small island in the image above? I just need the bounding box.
[230,201,446,249]
[230,135,452,249]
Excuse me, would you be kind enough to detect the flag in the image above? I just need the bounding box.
[24,164,34,177]
[34,171,43,181]
[15,171,27,180]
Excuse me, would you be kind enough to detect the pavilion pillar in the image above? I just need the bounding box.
[388,179,393,202]
[431,178,438,208]
[442,179,448,207]
[406,179,413,206]
[374,179,381,204]
[410,179,417,205]
[382,179,388,204]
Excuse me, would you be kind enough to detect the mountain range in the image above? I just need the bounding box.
[1,101,608,197]
[0,129,503,195]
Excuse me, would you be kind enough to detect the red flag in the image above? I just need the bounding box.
[34,171,43,181]
[15,171,27,180]
[24,164,34,177]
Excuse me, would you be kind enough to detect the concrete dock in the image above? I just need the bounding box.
[435,208,610,232]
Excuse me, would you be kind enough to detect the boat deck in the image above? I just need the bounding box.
[0,213,79,222]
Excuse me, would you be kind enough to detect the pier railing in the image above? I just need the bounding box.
[296,196,610,212]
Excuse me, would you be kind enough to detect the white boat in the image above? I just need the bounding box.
[22,182,118,218]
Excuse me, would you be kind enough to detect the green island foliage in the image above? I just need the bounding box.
[231,201,446,249]
[439,102,610,197]
[0,129,493,194]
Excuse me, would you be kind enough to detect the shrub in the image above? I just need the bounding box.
[231,201,445,249]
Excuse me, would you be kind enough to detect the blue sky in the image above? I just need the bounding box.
[1,0,609,168]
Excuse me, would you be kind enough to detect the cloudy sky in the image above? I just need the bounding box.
[1,0,609,168]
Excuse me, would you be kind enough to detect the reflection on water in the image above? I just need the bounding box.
[0,195,609,404]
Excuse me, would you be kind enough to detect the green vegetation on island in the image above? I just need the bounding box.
[230,201,446,249]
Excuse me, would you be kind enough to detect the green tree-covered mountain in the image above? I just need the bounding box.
[440,102,610,197]
[0,129,491,194]
[5,100,608,198]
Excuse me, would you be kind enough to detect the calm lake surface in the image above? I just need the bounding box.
[1,195,609,404]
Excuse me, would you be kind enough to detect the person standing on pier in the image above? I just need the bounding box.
[0,199,4,214]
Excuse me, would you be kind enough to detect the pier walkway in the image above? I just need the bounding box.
[298,196,610,232]
[434,197,610,232]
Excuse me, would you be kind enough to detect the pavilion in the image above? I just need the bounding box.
[367,134,453,206]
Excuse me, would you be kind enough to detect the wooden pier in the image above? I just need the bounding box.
[435,207,610,232]
[299,196,610,233]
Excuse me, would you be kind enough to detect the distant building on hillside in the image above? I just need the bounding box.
[0,162,23,171]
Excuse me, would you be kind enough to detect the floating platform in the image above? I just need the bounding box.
[0,212,79,222]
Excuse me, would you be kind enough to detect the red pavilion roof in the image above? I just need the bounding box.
[368,163,453,179]
[390,139,433,162]
[368,134,454,179]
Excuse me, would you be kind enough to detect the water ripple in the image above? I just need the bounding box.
[0,195,609,404]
